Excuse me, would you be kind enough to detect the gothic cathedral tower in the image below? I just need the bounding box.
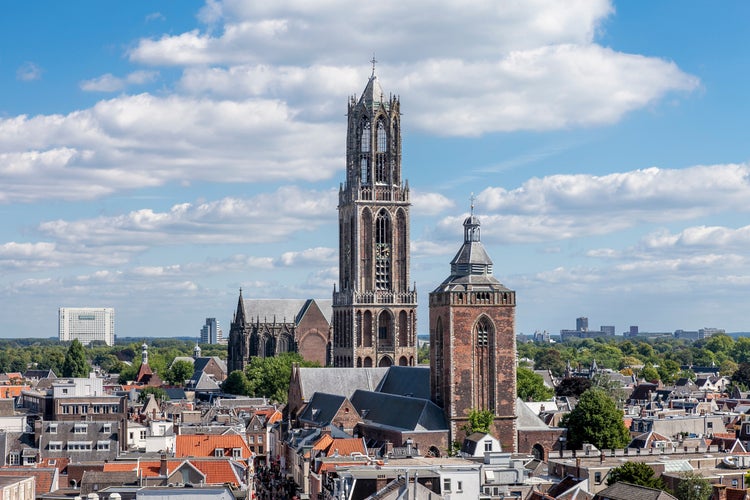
[429,211,517,451]
[332,70,418,368]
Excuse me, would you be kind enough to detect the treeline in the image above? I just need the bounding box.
[518,334,743,384]
[0,338,227,380]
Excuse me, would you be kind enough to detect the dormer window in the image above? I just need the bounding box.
[74,424,87,434]
[214,448,224,457]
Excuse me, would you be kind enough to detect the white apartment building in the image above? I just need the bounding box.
[200,317,224,344]
[59,307,115,346]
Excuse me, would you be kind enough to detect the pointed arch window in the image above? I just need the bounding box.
[375,118,388,183]
[360,120,371,185]
[375,210,392,290]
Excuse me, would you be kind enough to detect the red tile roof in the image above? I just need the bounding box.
[0,467,57,493]
[176,434,251,459]
[103,458,243,486]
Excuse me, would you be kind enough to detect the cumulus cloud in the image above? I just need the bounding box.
[16,62,43,81]
[80,70,159,92]
[458,163,750,244]
[125,0,696,136]
[278,247,337,266]
[0,94,341,203]
[37,187,337,247]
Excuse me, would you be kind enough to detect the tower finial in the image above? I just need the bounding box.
[470,192,476,216]
[370,54,378,78]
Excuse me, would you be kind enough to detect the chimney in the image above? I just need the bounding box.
[160,453,168,476]
[712,484,727,500]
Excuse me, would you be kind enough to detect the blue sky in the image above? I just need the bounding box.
[2,0,750,339]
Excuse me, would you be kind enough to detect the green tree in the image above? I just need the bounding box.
[657,359,681,385]
[731,362,750,389]
[555,377,591,398]
[639,364,660,383]
[138,386,168,403]
[62,339,90,377]
[223,370,252,396]
[167,360,194,386]
[417,343,430,365]
[534,348,567,377]
[560,388,630,450]
[463,409,494,434]
[675,471,712,500]
[244,353,320,402]
[517,367,554,401]
[607,461,665,489]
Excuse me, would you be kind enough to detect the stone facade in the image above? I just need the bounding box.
[227,294,332,372]
[429,214,518,451]
[332,72,418,368]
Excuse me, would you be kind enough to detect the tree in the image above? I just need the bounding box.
[607,461,665,489]
[731,362,750,390]
[223,370,252,396]
[517,367,554,401]
[167,360,194,386]
[555,377,592,398]
[463,409,494,434]
[675,471,712,500]
[62,339,90,377]
[244,353,320,403]
[138,386,168,403]
[639,364,660,383]
[534,348,566,377]
[560,388,630,450]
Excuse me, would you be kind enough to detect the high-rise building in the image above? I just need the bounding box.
[576,317,589,332]
[429,212,517,450]
[200,317,224,344]
[331,70,418,368]
[600,325,615,336]
[58,307,115,346]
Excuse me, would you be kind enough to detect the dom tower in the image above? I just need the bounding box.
[332,70,418,368]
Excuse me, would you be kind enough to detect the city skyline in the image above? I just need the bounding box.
[2,1,750,339]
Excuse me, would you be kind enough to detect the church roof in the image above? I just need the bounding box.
[242,298,333,325]
[358,75,387,110]
[351,390,447,431]
[516,398,554,430]
[296,367,388,402]
[375,366,430,400]
[298,392,349,427]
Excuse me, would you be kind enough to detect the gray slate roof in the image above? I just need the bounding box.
[516,398,553,430]
[298,392,347,427]
[375,366,430,400]
[594,482,678,500]
[350,390,447,431]
[243,298,333,324]
[297,367,388,401]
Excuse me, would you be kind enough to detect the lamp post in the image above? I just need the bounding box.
[559,436,567,458]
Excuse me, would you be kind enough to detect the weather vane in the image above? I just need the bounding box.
[470,192,476,215]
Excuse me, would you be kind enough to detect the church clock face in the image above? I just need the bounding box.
[376,243,390,258]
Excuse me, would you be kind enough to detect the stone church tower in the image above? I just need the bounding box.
[429,210,517,451]
[332,71,418,368]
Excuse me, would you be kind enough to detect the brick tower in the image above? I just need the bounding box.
[429,209,517,450]
[331,68,418,368]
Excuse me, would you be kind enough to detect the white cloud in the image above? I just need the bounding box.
[0,94,341,203]
[16,62,43,81]
[462,163,750,244]
[278,247,337,266]
[411,191,456,216]
[37,187,337,247]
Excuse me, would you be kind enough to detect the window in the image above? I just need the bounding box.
[68,441,92,451]
[595,472,602,484]
[49,441,63,451]
[139,430,147,440]
[258,436,263,443]
[375,210,391,290]
[258,446,264,454]
[484,440,493,452]
[74,424,87,434]
[9,452,19,465]
[49,424,58,434]
[97,441,110,451]
[456,481,463,493]
[102,424,112,433]
[707,422,713,429]
[248,436,254,444]
[232,448,242,459]
[443,478,451,492]
[215,448,224,457]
